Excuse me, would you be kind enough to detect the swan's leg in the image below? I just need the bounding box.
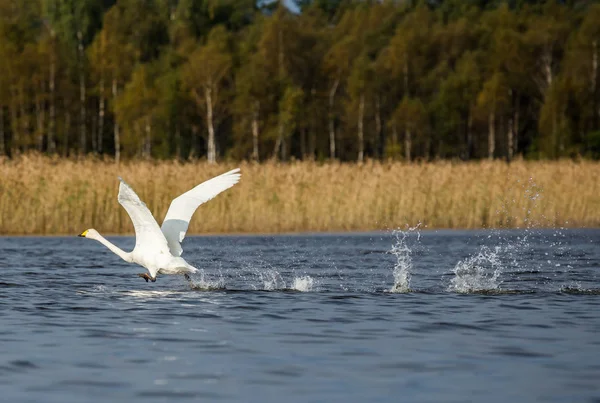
[184,273,191,282]
[137,273,156,282]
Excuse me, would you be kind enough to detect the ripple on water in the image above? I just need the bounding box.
[1,231,600,402]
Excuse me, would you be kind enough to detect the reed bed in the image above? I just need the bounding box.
[0,155,599,235]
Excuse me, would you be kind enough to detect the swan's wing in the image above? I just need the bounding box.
[118,178,171,254]
[161,168,241,256]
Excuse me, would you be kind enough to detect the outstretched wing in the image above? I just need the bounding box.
[161,168,241,256]
[118,178,171,254]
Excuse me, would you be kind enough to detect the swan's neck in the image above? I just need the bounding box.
[93,233,133,263]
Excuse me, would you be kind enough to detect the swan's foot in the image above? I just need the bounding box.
[184,273,191,282]
[137,273,156,282]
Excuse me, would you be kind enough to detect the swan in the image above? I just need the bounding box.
[79,169,241,282]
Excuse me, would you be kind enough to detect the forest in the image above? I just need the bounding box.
[0,0,599,163]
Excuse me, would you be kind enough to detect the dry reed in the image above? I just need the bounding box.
[0,154,599,235]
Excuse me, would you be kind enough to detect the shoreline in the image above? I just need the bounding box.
[2,226,599,238]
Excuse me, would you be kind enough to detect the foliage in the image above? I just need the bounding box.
[0,0,598,161]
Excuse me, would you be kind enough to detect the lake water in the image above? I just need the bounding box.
[0,229,599,402]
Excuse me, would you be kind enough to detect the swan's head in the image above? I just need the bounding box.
[78,229,99,239]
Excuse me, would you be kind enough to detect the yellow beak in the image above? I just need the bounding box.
[78,230,88,237]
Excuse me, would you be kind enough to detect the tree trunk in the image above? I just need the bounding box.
[252,100,259,161]
[91,106,97,154]
[375,94,382,159]
[542,46,553,90]
[188,125,198,160]
[276,19,285,162]
[514,94,520,156]
[63,109,71,158]
[300,127,306,158]
[593,40,598,94]
[78,31,86,156]
[308,118,316,161]
[404,126,411,161]
[98,77,105,154]
[10,90,19,154]
[175,123,181,160]
[273,122,283,160]
[144,116,151,159]
[328,77,339,159]
[506,89,513,162]
[112,78,120,163]
[48,29,56,154]
[281,126,287,161]
[488,110,495,160]
[403,56,409,95]
[204,86,216,164]
[19,83,29,145]
[35,82,45,152]
[308,87,316,160]
[278,22,284,78]
[592,40,598,130]
[0,105,4,156]
[357,93,364,163]
[134,121,141,157]
[556,113,564,156]
[466,108,473,160]
[403,54,411,165]
[507,118,513,163]
[425,134,432,161]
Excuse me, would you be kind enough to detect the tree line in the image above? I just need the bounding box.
[0,0,599,162]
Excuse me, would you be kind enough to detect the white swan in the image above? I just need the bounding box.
[79,169,241,282]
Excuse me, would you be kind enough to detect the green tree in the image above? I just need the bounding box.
[233,19,270,160]
[561,4,600,154]
[182,25,232,163]
[114,63,160,158]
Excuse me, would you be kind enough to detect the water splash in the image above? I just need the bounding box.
[259,269,286,291]
[448,246,502,293]
[389,225,420,293]
[189,270,226,291]
[291,276,315,292]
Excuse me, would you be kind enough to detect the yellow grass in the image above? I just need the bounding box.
[0,154,599,235]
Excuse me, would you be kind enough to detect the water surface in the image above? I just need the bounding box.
[0,229,599,402]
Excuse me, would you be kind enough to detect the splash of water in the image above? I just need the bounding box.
[448,246,502,293]
[389,225,420,293]
[291,276,314,292]
[189,269,226,291]
[259,269,286,291]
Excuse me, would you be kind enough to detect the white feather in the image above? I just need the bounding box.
[161,168,241,256]
[117,178,171,255]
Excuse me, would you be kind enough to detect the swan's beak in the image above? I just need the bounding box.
[78,230,88,237]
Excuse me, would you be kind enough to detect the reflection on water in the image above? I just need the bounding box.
[0,230,599,403]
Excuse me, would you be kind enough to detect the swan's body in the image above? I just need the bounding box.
[79,169,241,282]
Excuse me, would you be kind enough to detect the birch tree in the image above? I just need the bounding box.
[182,25,231,163]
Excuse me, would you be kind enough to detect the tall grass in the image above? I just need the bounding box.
[0,154,599,235]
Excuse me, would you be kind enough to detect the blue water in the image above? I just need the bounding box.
[0,229,599,402]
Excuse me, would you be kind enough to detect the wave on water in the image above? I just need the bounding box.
[120,290,187,298]
[559,285,600,295]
